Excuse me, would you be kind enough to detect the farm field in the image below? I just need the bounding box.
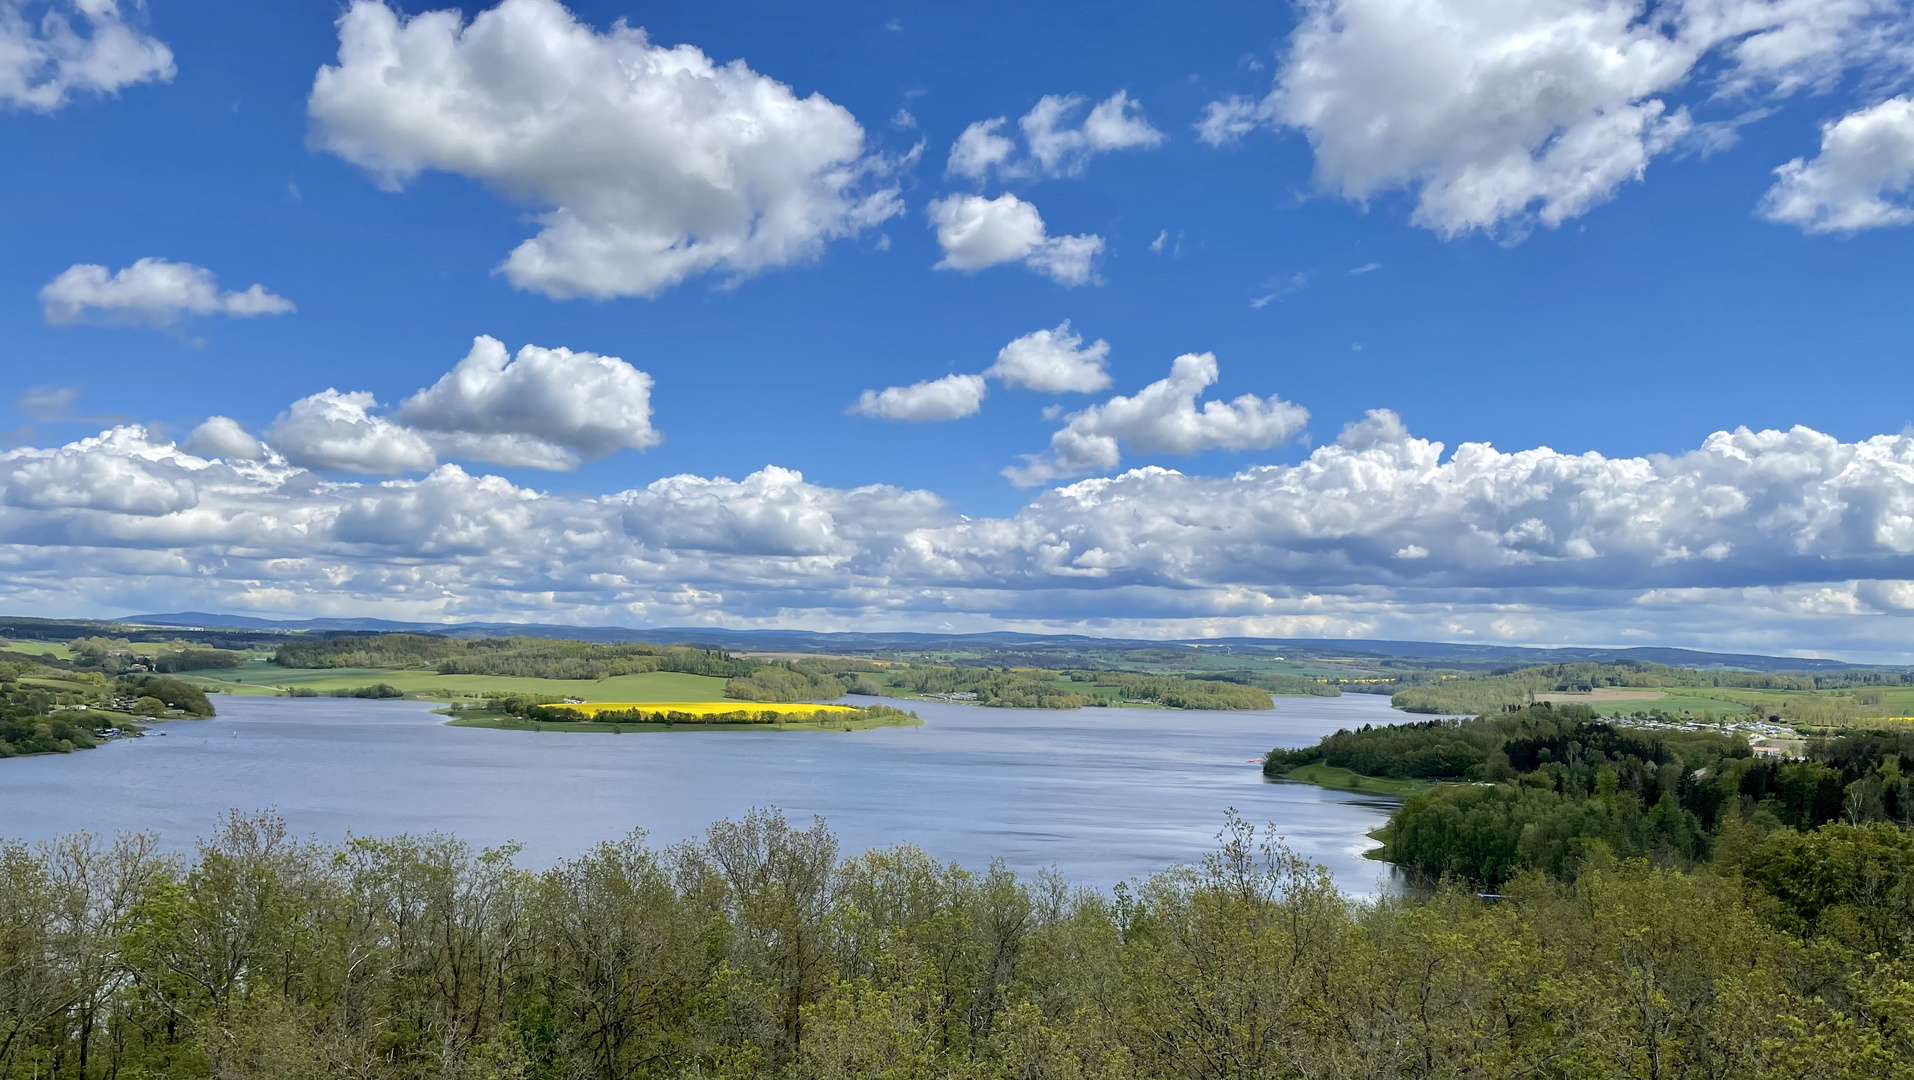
[4,640,79,661]
[174,659,729,703]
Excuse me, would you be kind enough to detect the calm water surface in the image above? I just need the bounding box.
[0,694,1408,894]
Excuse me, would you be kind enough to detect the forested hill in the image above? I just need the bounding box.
[131,611,1867,671]
[273,633,758,679]
[1268,703,1914,887]
[270,633,1290,710]
[1388,660,1914,718]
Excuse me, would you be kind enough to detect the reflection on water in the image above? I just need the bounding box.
[0,693,1410,895]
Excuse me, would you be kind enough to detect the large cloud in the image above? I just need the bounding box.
[0,0,173,112]
[40,259,294,326]
[307,0,903,299]
[265,390,439,476]
[1200,0,1909,236]
[182,417,265,462]
[947,91,1164,182]
[1760,95,1914,232]
[255,336,661,474]
[398,336,659,468]
[1004,353,1310,485]
[12,415,1914,656]
[927,194,1102,285]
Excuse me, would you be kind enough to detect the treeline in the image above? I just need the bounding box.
[1387,660,1835,714]
[1269,704,1914,887]
[1,664,118,756]
[2,809,1912,1079]
[721,657,892,702]
[66,637,247,675]
[327,683,404,699]
[274,634,756,679]
[153,647,244,672]
[875,665,1282,710]
[887,665,1094,708]
[1239,671,1341,697]
[1065,671,1275,709]
[0,667,214,757]
[115,674,217,718]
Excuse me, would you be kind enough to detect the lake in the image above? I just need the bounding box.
[0,693,1410,895]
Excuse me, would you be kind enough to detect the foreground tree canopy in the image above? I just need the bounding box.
[1,808,1910,1079]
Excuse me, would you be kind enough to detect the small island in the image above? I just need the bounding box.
[1,618,1361,753]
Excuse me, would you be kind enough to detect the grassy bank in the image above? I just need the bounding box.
[1275,761,1434,797]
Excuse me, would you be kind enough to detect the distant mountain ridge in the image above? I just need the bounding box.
[119,610,1875,672]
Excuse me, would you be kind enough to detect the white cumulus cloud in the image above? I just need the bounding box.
[946,118,1016,180]
[266,390,439,476]
[851,322,1110,424]
[307,0,903,299]
[927,193,1103,285]
[260,336,664,474]
[397,335,660,469]
[1201,0,1909,236]
[1760,95,1914,233]
[40,258,295,327]
[0,0,173,112]
[985,321,1112,394]
[15,415,1914,656]
[947,90,1164,181]
[1005,352,1310,485]
[182,416,266,462]
[851,373,988,422]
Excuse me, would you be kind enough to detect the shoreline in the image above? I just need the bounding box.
[1269,761,1434,797]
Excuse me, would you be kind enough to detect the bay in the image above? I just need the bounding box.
[0,693,1408,895]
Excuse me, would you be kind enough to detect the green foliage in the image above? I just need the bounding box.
[152,647,245,672]
[272,632,464,668]
[725,664,854,702]
[880,665,1282,710]
[1248,671,1342,697]
[887,665,1094,708]
[1729,822,1914,955]
[114,674,216,717]
[1064,671,1275,709]
[326,683,404,699]
[1276,703,1914,889]
[1123,667,1341,698]
[1390,659,1832,715]
[1265,713,1518,780]
[0,663,138,756]
[276,632,764,681]
[1,810,1911,1079]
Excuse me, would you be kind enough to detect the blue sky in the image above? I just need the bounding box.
[4,0,1914,658]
